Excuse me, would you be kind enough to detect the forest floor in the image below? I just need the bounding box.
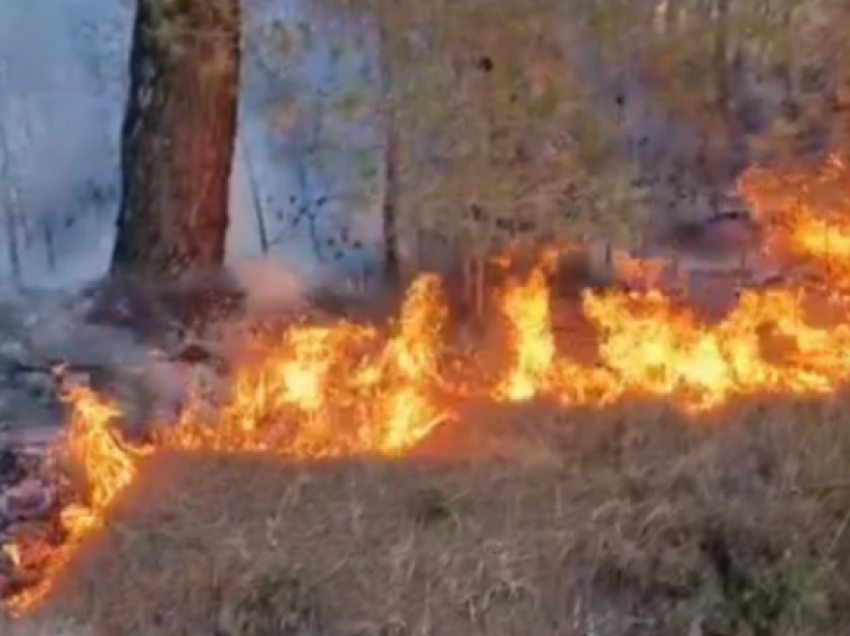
[9,391,850,636]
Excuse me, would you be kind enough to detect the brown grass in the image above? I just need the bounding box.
[15,394,850,636]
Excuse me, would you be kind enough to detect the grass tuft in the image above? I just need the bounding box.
[217,562,327,636]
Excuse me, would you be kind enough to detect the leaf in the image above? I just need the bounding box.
[297,22,314,51]
[344,182,380,215]
[266,97,301,134]
[332,87,369,120]
[330,42,347,64]
[355,148,379,182]
[528,85,559,119]
[266,21,300,58]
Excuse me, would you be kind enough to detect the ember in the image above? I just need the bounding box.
[4,157,850,617]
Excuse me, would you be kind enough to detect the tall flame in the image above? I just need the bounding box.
[497,265,555,401]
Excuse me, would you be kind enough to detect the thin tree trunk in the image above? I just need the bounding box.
[42,218,56,273]
[709,0,747,192]
[294,155,323,260]
[1,198,22,286]
[0,123,22,286]
[112,0,241,276]
[382,124,401,284]
[377,12,400,286]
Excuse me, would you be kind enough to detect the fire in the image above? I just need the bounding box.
[6,386,149,615]
[579,286,850,409]
[488,155,850,411]
[739,153,850,288]
[161,272,450,457]
[8,157,850,616]
[497,264,556,401]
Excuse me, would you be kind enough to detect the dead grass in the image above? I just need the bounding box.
[15,394,850,636]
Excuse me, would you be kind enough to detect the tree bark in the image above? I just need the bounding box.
[112,0,241,276]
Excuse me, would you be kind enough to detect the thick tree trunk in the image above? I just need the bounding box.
[112,0,241,276]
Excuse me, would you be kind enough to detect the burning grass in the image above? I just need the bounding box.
[7,157,850,634]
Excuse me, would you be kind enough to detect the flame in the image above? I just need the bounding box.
[162,272,450,457]
[488,155,850,411]
[2,545,20,568]
[6,386,149,615]
[497,265,556,401]
[612,251,670,291]
[9,157,850,615]
[739,153,850,288]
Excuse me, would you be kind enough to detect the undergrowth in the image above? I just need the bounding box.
[11,394,850,636]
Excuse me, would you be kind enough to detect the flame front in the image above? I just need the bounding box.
[9,157,850,615]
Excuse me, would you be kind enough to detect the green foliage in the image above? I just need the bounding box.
[265,20,302,59]
[331,86,370,121]
[146,0,240,75]
[253,0,655,255]
[381,0,643,253]
[254,0,850,268]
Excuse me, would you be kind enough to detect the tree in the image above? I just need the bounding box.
[112,0,241,275]
[376,4,401,285]
[297,0,646,314]
[0,122,22,286]
[390,0,638,284]
[0,62,23,286]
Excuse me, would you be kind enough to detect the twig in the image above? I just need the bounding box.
[240,136,269,254]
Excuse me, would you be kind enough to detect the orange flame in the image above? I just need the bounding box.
[497,265,555,401]
[739,154,850,287]
[6,385,149,614]
[162,272,451,457]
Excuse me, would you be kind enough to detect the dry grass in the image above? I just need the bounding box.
[2,615,95,636]
[15,394,850,636]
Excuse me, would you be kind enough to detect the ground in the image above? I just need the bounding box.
[10,393,850,636]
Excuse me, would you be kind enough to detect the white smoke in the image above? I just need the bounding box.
[227,256,316,315]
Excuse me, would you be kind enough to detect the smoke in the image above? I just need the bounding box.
[227,255,326,315]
